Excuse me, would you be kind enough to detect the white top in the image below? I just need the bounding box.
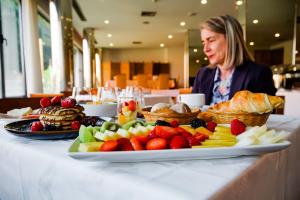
[0,115,299,200]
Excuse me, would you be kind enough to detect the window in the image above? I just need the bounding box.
[37,13,53,93]
[0,0,25,98]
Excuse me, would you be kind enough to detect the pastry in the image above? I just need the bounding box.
[170,103,191,113]
[150,103,171,113]
[209,90,284,114]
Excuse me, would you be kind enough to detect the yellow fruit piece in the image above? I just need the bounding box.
[215,126,231,133]
[78,142,104,152]
[195,127,213,136]
[209,135,236,140]
[202,140,236,146]
[179,125,196,135]
[118,114,128,125]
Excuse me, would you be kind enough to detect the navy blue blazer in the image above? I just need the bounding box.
[192,61,277,105]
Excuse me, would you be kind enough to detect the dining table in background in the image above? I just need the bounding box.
[0,115,299,200]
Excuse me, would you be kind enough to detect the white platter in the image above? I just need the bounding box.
[68,137,291,162]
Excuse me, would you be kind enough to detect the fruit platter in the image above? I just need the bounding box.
[4,96,106,140]
[68,116,290,162]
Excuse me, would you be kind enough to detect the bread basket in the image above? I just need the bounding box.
[207,110,271,126]
[141,107,201,125]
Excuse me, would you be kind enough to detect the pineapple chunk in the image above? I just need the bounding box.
[78,142,104,152]
[116,128,131,138]
[195,127,213,136]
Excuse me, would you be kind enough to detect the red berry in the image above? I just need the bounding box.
[147,130,157,139]
[146,138,168,150]
[51,96,61,105]
[130,137,144,150]
[207,121,217,132]
[123,101,129,106]
[193,133,208,142]
[170,135,189,149]
[71,121,81,130]
[117,138,134,151]
[128,100,136,111]
[31,121,44,131]
[175,127,192,138]
[170,120,179,128]
[101,140,119,151]
[231,119,246,135]
[61,98,76,108]
[155,126,178,139]
[40,97,51,108]
[187,137,201,147]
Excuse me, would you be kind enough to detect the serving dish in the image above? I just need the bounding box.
[4,119,78,140]
[68,137,290,162]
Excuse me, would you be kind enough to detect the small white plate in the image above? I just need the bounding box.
[68,137,290,162]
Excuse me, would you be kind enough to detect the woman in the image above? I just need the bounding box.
[192,15,277,105]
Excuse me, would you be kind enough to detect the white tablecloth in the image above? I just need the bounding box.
[0,115,299,200]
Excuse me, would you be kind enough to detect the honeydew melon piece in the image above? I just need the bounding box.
[100,122,112,133]
[146,125,155,131]
[128,127,140,135]
[136,125,148,133]
[116,128,131,138]
[78,142,104,152]
[122,120,138,130]
[92,127,101,136]
[94,132,109,141]
[79,125,96,143]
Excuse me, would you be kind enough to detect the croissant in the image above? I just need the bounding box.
[209,90,284,114]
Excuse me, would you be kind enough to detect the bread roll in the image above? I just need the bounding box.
[209,90,284,114]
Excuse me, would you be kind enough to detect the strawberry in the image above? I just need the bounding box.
[231,119,246,135]
[146,138,168,150]
[169,135,189,149]
[193,133,208,142]
[71,121,81,130]
[101,140,119,151]
[40,97,51,108]
[128,100,136,111]
[155,126,178,139]
[187,136,201,147]
[207,121,217,132]
[147,130,158,139]
[31,121,44,131]
[133,135,149,145]
[51,96,61,105]
[123,101,129,106]
[117,138,134,151]
[170,120,179,128]
[61,98,76,108]
[130,137,144,150]
[175,127,192,138]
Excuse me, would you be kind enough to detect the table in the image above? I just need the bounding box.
[0,115,299,200]
[276,89,300,117]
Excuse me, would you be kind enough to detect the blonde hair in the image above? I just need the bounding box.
[201,15,254,68]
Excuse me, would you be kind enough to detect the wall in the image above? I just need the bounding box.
[102,46,185,87]
[270,40,293,65]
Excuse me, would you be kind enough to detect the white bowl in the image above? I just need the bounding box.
[81,103,117,117]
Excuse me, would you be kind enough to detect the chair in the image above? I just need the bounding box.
[136,74,149,88]
[156,74,170,89]
[113,74,127,89]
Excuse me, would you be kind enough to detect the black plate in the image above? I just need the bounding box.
[4,119,78,140]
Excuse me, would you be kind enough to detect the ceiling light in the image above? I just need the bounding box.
[180,21,186,26]
[204,57,208,60]
[109,43,114,46]
[196,59,200,63]
[201,0,207,4]
[249,42,254,46]
[168,35,173,39]
[160,43,164,47]
[236,0,243,5]
[274,33,280,37]
[252,19,259,24]
[104,20,110,24]
[193,48,198,52]
[107,33,112,37]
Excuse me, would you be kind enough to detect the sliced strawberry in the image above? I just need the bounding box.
[128,100,136,111]
[61,97,76,108]
[155,126,178,139]
[175,127,193,138]
[101,140,119,151]
[71,121,81,130]
[130,137,144,151]
[51,96,61,105]
[187,136,201,147]
[170,135,189,149]
[117,138,134,151]
[31,121,44,131]
[133,135,149,145]
[146,138,168,150]
[40,97,51,108]
[193,133,208,142]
